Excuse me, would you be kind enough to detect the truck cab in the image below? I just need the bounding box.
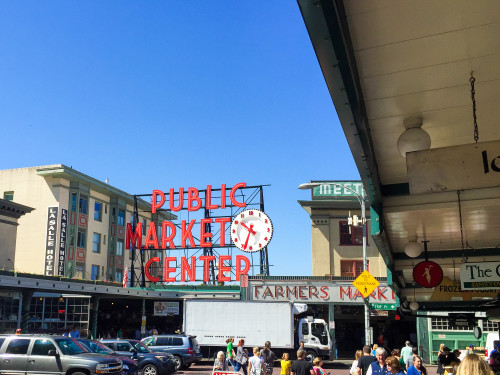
[297,316,333,360]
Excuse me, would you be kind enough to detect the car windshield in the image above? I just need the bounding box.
[79,340,115,355]
[54,338,89,355]
[131,341,151,353]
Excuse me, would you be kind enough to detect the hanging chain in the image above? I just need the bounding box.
[457,190,465,250]
[470,72,479,143]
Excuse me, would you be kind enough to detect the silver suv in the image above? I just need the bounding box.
[0,335,123,375]
[141,335,201,371]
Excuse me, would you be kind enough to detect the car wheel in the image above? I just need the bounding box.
[183,363,191,369]
[172,356,183,371]
[142,364,158,375]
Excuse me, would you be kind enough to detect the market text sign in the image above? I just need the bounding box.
[460,261,500,290]
[250,282,396,304]
[312,181,365,198]
[126,183,251,283]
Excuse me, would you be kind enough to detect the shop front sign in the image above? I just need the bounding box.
[413,261,443,288]
[430,276,497,300]
[407,140,500,194]
[248,281,396,304]
[153,301,179,316]
[460,261,500,290]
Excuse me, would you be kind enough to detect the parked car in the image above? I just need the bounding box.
[0,334,123,375]
[100,339,175,375]
[78,339,140,375]
[141,334,202,371]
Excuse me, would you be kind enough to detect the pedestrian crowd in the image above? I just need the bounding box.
[350,340,496,375]
[213,338,328,375]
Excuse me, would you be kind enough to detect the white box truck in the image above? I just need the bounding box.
[183,300,333,360]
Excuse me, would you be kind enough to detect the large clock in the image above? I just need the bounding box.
[230,209,273,252]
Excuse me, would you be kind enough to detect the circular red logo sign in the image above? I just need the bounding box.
[413,261,443,288]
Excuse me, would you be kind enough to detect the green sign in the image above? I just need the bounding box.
[370,303,397,310]
[312,181,365,198]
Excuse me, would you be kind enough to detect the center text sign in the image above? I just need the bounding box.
[249,281,396,304]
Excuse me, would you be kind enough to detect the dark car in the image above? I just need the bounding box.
[141,335,202,371]
[0,335,123,375]
[78,339,140,375]
[101,339,175,375]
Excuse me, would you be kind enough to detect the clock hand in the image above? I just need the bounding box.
[243,224,255,250]
[241,222,256,235]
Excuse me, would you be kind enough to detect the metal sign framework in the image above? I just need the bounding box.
[130,184,270,287]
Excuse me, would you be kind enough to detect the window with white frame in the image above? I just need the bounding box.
[92,233,101,253]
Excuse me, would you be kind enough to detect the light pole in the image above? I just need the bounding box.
[298,182,371,346]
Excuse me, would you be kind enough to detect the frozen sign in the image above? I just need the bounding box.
[249,282,396,304]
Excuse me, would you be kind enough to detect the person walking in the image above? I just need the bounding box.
[438,347,460,375]
[226,337,236,368]
[455,353,491,375]
[350,350,362,375]
[312,357,328,375]
[281,353,291,375]
[407,356,427,375]
[214,351,229,371]
[355,345,376,375]
[384,356,405,375]
[366,347,387,375]
[260,341,277,375]
[249,347,264,375]
[291,349,315,375]
[235,339,249,375]
[405,347,421,371]
[401,341,413,367]
[436,343,445,375]
[69,326,80,338]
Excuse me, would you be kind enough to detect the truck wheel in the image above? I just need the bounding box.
[172,356,183,371]
[306,350,316,362]
[142,364,158,375]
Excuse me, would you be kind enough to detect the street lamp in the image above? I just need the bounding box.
[298,182,371,346]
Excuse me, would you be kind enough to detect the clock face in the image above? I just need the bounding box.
[230,209,273,252]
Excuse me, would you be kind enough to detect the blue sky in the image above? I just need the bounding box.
[0,1,359,276]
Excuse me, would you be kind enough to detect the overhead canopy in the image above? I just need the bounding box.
[298,0,500,311]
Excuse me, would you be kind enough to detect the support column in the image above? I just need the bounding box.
[21,289,34,333]
[90,295,100,339]
[328,303,336,360]
[141,298,146,338]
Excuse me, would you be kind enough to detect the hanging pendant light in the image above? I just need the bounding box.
[397,116,431,157]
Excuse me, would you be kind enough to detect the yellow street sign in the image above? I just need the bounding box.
[353,270,380,298]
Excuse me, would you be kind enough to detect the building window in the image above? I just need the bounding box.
[340,260,367,278]
[77,230,86,248]
[3,191,14,201]
[91,265,99,280]
[92,233,101,253]
[118,210,125,226]
[339,221,366,246]
[79,194,88,215]
[71,193,77,211]
[94,201,102,221]
[115,270,122,283]
[142,218,147,235]
[116,240,124,256]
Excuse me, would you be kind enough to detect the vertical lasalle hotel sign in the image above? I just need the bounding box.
[44,207,67,276]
